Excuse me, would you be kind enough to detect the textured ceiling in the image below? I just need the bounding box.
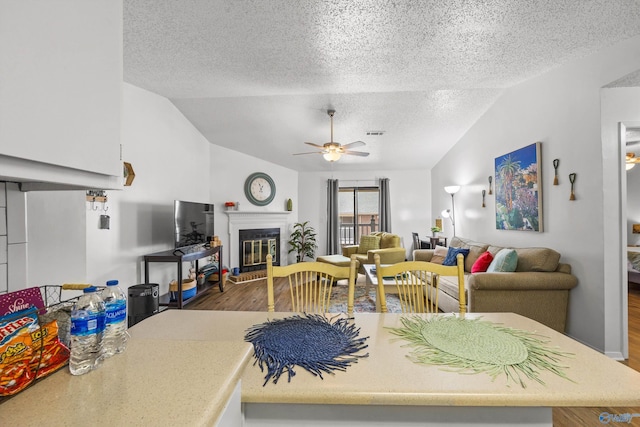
[124,0,640,172]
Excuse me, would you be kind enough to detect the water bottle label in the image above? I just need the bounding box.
[105,300,127,325]
[71,312,106,336]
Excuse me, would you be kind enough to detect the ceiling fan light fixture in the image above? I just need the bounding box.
[323,151,342,162]
[295,110,370,161]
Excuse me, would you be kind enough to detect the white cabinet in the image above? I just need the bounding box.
[0,1,123,190]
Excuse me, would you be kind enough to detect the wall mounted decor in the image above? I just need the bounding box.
[569,173,577,201]
[244,172,276,206]
[123,162,135,186]
[488,176,493,195]
[553,159,559,185]
[494,142,542,232]
[482,190,486,208]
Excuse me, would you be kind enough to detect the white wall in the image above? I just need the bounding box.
[26,83,297,297]
[209,144,299,267]
[431,35,640,352]
[298,169,431,259]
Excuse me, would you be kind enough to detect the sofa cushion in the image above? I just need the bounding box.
[448,237,489,272]
[487,248,518,272]
[471,251,494,273]
[430,245,448,264]
[514,247,561,272]
[371,232,401,249]
[358,235,380,254]
[436,274,470,311]
[443,247,470,266]
[465,244,491,272]
[487,245,505,256]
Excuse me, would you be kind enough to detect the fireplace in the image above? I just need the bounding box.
[225,211,291,272]
[239,228,280,272]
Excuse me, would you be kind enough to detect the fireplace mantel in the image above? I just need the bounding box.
[225,211,291,217]
[225,211,292,270]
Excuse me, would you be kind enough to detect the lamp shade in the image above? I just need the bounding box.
[444,185,461,194]
[323,151,341,162]
[441,209,451,218]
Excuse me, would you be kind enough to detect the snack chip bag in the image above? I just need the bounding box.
[0,308,39,396]
[0,307,70,396]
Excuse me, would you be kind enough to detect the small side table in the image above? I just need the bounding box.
[428,236,447,248]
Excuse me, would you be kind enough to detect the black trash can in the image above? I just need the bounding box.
[128,283,159,327]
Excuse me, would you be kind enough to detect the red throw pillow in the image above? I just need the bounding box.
[471,251,494,273]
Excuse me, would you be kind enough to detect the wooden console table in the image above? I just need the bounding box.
[429,236,447,248]
[144,245,223,309]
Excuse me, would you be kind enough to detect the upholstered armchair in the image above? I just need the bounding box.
[342,232,406,272]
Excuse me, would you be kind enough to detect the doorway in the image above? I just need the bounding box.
[624,125,640,365]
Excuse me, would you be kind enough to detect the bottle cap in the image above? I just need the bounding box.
[106,280,119,286]
[83,286,97,293]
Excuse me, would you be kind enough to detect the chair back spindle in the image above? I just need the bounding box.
[266,254,358,315]
[374,253,465,314]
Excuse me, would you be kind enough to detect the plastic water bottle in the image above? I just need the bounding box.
[101,279,129,358]
[69,286,106,375]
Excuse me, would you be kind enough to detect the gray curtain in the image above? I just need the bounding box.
[327,179,340,254]
[379,178,391,232]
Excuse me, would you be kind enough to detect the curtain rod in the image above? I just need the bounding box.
[338,179,383,185]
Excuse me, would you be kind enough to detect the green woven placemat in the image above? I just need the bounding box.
[388,315,574,388]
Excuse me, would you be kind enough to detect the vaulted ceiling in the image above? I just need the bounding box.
[124,0,640,172]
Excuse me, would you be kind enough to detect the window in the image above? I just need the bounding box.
[339,186,379,245]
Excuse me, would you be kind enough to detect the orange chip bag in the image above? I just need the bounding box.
[29,319,70,379]
[0,307,70,396]
[0,308,39,396]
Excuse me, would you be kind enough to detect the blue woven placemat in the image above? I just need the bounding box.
[244,314,369,385]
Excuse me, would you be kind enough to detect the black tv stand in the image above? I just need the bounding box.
[143,245,223,309]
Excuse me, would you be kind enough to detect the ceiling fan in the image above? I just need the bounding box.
[627,152,640,170]
[294,110,370,162]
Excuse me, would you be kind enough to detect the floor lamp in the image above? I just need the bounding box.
[443,185,460,236]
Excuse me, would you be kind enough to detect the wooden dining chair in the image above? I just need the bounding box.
[266,254,359,315]
[373,253,465,314]
[411,232,421,251]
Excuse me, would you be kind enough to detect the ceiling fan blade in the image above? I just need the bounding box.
[304,142,326,149]
[342,140,366,149]
[293,151,323,156]
[343,150,370,157]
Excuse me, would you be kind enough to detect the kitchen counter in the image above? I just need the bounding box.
[129,310,640,408]
[0,336,252,426]
[2,310,639,426]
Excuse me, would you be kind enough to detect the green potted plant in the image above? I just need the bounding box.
[288,221,318,262]
[430,226,441,237]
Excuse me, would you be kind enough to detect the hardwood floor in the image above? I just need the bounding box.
[186,278,640,427]
[186,276,291,311]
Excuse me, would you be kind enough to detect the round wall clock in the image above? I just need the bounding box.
[244,172,276,206]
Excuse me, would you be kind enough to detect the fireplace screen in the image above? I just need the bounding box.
[243,238,277,267]
[239,228,280,272]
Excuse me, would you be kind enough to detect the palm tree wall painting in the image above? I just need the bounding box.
[494,142,543,232]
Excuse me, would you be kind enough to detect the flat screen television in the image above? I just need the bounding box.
[174,200,215,248]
